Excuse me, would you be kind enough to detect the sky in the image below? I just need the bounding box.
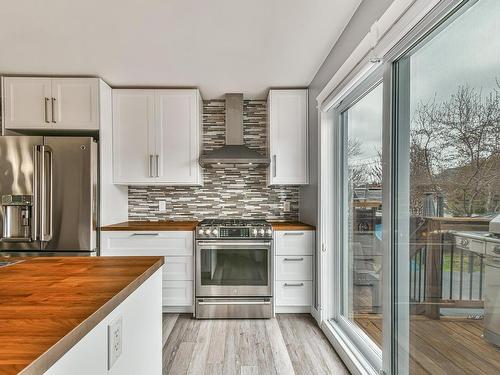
[346,0,500,166]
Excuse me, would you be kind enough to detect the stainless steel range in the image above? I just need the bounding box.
[195,219,273,319]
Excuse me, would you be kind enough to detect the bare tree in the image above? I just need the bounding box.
[411,85,500,216]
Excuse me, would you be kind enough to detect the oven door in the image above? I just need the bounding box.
[196,240,272,297]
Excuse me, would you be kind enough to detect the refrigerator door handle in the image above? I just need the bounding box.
[40,145,53,242]
[32,146,40,241]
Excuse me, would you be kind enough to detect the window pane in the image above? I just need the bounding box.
[398,0,500,372]
[341,83,384,347]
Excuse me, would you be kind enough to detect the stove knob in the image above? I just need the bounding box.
[198,229,204,235]
[266,229,272,236]
[212,229,219,236]
[205,229,211,235]
[259,229,265,236]
[252,229,258,236]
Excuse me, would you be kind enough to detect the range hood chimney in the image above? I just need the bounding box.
[199,93,270,167]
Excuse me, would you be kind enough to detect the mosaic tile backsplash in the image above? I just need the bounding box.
[128,100,300,221]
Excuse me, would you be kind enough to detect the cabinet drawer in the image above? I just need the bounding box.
[275,281,312,306]
[100,231,193,256]
[276,256,312,281]
[274,231,314,255]
[162,280,193,306]
[163,256,193,281]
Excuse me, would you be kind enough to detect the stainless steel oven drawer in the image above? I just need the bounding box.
[195,298,273,319]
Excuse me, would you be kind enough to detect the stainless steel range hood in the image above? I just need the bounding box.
[199,93,270,167]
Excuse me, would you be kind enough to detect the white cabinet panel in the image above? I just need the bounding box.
[268,89,308,185]
[3,77,52,129]
[275,255,312,281]
[162,281,193,306]
[162,256,193,281]
[156,90,202,185]
[274,230,314,255]
[112,90,156,184]
[100,231,194,310]
[101,231,193,256]
[51,78,99,129]
[112,88,202,186]
[275,281,312,306]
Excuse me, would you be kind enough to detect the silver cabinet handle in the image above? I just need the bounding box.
[273,154,277,177]
[284,257,304,261]
[149,155,154,177]
[44,98,50,123]
[284,232,305,236]
[131,232,160,237]
[155,154,159,177]
[51,98,56,123]
[283,283,304,287]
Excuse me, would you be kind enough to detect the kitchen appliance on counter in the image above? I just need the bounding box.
[195,219,273,319]
[0,136,98,256]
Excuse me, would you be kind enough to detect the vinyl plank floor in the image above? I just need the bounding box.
[163,313,349,375]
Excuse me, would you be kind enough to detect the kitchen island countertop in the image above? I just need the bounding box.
[0,256,163,375]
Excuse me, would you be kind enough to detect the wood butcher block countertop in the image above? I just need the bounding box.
[270,221,315,230]
[101,220,199,231]
[0,256,164,375]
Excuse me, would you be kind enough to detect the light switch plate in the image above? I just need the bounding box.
[284,201,291,212]
[158,200,167,213]
[108,316,122,370]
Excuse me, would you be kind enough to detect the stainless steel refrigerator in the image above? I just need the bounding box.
[0,136,98,255]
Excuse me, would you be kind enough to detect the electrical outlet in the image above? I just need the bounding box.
[108,316,122,370]
[284,201,291,212]
[158,200,167,213]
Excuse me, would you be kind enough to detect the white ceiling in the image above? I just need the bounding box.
[0,0,361,99]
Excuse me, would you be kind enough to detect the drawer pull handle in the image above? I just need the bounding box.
[284,232,304,236]
[131,233,160,237]
[283,283,304,287]
[284,257,304,261]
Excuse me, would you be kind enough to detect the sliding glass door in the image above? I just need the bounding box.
[329,75,385,371]
[323,0,500,374]
[392,0,500,373]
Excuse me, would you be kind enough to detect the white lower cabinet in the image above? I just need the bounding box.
[274,230,314,313]
[100,231,194,312]
[275,281,313,307]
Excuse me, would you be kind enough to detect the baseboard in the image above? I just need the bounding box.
[311,306,321,323]
[162,305,194,313]
[275,306,312,313]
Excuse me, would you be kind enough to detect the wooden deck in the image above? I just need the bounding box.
[355,314,500,374]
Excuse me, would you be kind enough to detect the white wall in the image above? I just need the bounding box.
[299,0,395,226]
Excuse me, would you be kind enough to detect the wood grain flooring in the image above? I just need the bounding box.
[163,314,349,375]
[355,314,500,375]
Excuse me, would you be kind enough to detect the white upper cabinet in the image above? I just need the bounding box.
[156,90,202,185]
[112,89,203,186]
[2,77,100,130]
[113,90,156,184]
[267,89,309,185]
[51,78,99,129]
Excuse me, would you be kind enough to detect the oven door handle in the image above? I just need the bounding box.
[197,300,271,305]
[197,242,271,247]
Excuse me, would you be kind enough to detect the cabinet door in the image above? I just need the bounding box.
[51,78,99,129]
[3,77,52,129]
[112,90,156,184]
[268,89,308,185]
[155,90,202,185]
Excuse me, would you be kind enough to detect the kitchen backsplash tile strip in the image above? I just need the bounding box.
[128,100,299,221]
